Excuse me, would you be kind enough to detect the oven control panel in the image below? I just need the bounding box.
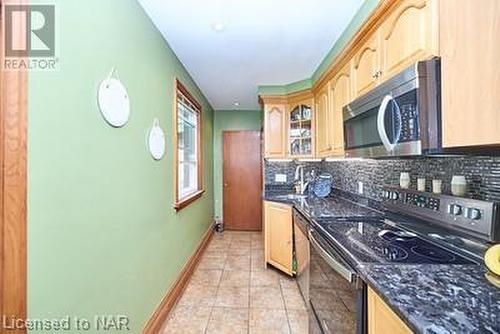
[405,193,440,211]
[382,186,499,242]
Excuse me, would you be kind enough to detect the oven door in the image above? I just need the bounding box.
[308,228,366,334]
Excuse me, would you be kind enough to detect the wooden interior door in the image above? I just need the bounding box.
[223,131,262,231]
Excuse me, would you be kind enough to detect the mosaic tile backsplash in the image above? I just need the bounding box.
[264,157,500,202]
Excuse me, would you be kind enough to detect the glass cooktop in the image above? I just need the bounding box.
[315,218,476,265]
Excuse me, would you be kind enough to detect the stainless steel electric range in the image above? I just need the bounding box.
[294,187,499,334]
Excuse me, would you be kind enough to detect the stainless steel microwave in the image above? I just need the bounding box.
[343,58,441,158]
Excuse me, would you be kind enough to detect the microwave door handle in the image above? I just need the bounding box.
[309,230,355,283]
[377,95,396,152]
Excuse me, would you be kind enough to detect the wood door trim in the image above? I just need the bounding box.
[1,0,28,332]
[222,130,262,230]
[142,226,213,334]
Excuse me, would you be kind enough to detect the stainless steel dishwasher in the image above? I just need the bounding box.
[293,208,310,304]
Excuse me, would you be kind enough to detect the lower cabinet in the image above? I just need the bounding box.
[263,201,293,276]
[368,287,413,334]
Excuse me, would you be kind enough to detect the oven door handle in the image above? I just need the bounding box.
[309,230,355,283]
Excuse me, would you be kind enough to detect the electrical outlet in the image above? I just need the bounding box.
[275,174,287,183]
[358,181,364,194]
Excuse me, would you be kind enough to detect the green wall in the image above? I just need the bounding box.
[213,110,262,219]
[28,0,214,332]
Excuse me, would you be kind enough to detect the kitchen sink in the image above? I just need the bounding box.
[273,194,309,200]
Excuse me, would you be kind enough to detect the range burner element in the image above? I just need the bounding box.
[411,245,456,262]
[317,220,476,265]
[383,245,408,261]
[378,230,417,242]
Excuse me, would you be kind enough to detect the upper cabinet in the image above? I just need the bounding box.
[316,62,351,158]
[289,103,314,157]
[315,85,332,157]
[261,93,314,159]
[330,63,352,155]
[352,32,381,98]
[353,0,438,99]
[263,102,287,158]
[261,0,500,155]
[380,0,438,80]
[439,0,500,148]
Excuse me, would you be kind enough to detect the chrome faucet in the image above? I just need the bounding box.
[294,166,315,195]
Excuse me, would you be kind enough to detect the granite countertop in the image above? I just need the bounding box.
[358,264,500,334]
[263,191,382,220]
[264,191,500,334]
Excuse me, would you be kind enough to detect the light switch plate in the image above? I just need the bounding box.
[275,174,287,183]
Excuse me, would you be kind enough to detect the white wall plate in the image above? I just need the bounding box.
[148,119,165,160]
[98,77,130,127]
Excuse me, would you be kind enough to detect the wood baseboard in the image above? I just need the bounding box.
[142,225,213,334]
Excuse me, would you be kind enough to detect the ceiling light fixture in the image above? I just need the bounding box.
[211,22,226,32]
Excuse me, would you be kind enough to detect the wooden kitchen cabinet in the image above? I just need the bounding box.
[379,0,438,81]
[353,0,438,98]
[264,201,293,276]
[368,287,413,334]
[261,92,314,159]
[315,84,332,157]
[439,0,500,148]
[352,32,381,98]
[330,63,352,155]
[288,103,314,157]
[263,103,287,158]
[261,0,500,153]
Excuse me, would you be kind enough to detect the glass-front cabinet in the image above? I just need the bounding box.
[289,104,313,156]
[260,93,314,159]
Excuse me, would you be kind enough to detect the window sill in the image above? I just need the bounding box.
[174,190,205,211]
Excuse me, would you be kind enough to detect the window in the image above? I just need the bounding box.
[174,79,204,210]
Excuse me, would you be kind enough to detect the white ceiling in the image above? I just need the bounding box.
[139,0,364,110]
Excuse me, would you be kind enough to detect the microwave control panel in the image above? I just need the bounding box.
[395,90,419,142]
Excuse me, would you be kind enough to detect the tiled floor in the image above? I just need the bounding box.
[161,231,308,334]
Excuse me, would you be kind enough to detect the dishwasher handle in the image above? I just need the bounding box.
[309,229,356,283]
